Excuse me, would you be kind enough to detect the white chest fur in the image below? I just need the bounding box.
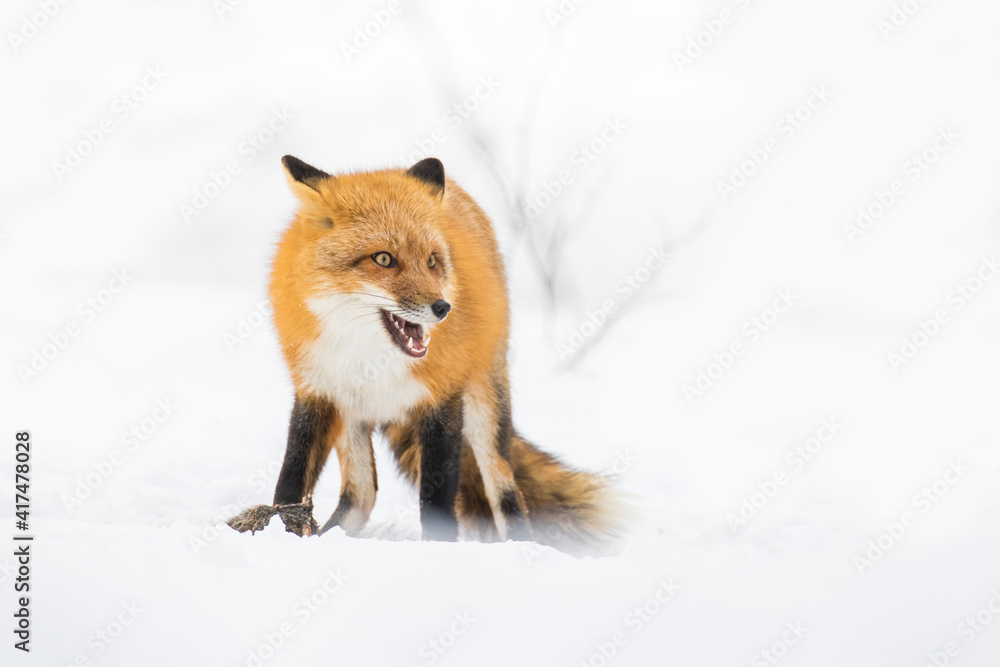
[298,294,430,423]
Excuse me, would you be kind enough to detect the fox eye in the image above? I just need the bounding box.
[428,255,436,269]
[371,252,396,268]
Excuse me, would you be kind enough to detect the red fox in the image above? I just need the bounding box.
[229,155,622,547]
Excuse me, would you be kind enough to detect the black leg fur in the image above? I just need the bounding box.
[272,395,334,535]
[419,394,464,541]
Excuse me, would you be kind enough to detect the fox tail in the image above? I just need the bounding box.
[509,434,633,552]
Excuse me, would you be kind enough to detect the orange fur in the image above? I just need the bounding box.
[270,168,508,405]
[266,157,623,548]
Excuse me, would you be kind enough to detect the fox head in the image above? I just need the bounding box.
[281,155,455,359]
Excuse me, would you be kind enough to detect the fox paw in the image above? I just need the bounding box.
[226,504,279,534]
[276,502,319,537]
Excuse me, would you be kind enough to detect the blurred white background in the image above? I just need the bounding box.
[2,0,1000,665]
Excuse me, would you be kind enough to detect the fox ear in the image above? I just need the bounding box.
[282,155,330,195]
[406,158,445,197]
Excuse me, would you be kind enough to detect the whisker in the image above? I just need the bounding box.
[341,292,397,303]
[342,312,382,326]
[323,299,371,317]
[314,296,360,316]
[325,303,372,315]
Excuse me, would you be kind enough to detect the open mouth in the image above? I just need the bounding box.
[381,310,430,358]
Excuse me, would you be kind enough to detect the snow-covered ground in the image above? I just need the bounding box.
[3,0,1000,665]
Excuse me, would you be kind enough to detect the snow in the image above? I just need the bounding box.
[3,0,1000,665]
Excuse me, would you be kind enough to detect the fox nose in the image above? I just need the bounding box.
[431,299,451,320]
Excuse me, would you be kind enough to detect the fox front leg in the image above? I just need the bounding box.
[318,421,377,537]
[271,395,337,536]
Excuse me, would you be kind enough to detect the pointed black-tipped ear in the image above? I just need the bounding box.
[406,158,445,197]
[282,155,329,191]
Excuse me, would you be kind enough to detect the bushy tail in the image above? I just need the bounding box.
[510,435,632,553]
[388,425,632,552]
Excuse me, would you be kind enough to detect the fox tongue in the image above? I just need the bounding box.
[403,321,422,340]
[384,310,429,357]
[406,336,427,354]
